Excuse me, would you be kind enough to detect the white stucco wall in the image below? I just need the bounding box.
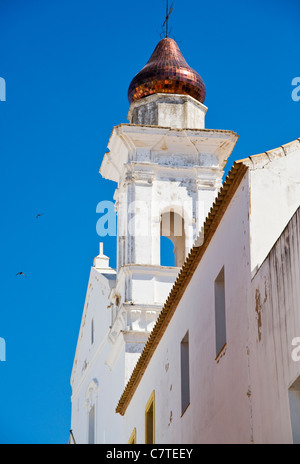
[123,174,253,444]
[249,207,300,444]
[248,141,300,273]
[121,145,300,444]
[70,267,128,444]
[127,93,207,130]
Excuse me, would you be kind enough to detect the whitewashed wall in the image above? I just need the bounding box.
[248,140,300,274]
[123,174,252,444]
[249,207,300,444]
[122,142,300,444]
[70,268,127,444]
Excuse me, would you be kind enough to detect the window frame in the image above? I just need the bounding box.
[180,330,190,416]
[214,266,227,358]
[145,390,155,444]
[128,427,137,444]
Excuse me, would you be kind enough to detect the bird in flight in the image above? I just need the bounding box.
[36,213,43,219]
[16,272,26,277]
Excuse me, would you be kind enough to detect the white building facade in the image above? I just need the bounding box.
[70,37,238,444]
[70,34,300,444]
[117,140,300,444]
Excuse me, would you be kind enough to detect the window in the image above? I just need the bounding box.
[145,391,155,444]
[88,405,95,444]
[288,375,300,443]
[181,331,190,415]
[128,427,137,444]
[160,210,185,267]
[215,267,226,357]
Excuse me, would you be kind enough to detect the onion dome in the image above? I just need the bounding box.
[128,38,206,105]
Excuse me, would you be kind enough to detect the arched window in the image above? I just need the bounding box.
[160,210,185,267]
[160,236,175,267]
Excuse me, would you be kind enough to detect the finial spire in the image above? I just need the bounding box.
[163,0,173,38]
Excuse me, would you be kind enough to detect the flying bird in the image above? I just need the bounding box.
[36,213,43,219]
[16,272,26,277]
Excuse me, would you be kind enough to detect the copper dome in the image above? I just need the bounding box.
[128,38,206,104]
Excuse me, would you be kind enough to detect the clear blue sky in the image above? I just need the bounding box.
[0,0,299,444]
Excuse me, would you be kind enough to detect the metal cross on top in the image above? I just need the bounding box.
[162,0,173,38]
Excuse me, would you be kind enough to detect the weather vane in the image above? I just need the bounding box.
[162,0,173,38]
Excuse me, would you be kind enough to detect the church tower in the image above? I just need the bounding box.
[70,36,238,444]
[100,37,238,380]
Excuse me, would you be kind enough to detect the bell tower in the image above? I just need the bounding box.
[100,38,238,378]
[70,35,239,444]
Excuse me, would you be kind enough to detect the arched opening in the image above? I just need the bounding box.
[160,236,175,267]
[160,210,186,267]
